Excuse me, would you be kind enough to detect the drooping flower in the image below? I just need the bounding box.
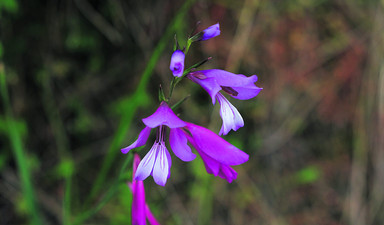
[129,154,160,225]
[169,50,185,77]
[216,92,244,135]
[183,122,249,182]
[121,102,196,186]
[122,102,249,184]
[200,23,220,41]
[188,69,262,135]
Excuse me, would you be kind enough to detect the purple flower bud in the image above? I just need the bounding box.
[201,23,220,41]
[169,50,185,77]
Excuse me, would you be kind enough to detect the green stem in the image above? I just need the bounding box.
[74,154,133,224]
[63,177,72,225]
[0,65,42,225]
[184,39,192,55]
[86,0,195,204]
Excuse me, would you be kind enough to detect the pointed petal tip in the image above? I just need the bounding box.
[121,148,130,154]
[154,179,167,186]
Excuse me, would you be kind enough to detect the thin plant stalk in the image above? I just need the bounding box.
[0,64,43,225]
[87,0,195,203]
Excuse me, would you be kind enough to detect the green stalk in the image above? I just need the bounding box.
[0,64,42,225]
[87,0,195,203]
[63,177,72,225]
[74,154,133,224]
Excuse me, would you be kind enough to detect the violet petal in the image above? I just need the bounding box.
[195,69,262,100]
[142,102,187,128]
[216,93,244,135]
[218,164,238,183]
[152,143,170,186]
[121,126,151,154]
[169,128,196,161]
[131,179,146,225]
[135,143,158,181]
[186,122,249,165]
[188,74,221,104]
[146,204,161,225]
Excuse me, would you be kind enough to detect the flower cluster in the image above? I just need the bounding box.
[122,22,262,224]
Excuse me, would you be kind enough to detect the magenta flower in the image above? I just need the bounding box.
[129,154,160,225]
[184,122,249,182]
[188,69,262,135]
[201,23,220,41]
[121,102,196,186]
[169,50,185,77]
[122,101,249,183]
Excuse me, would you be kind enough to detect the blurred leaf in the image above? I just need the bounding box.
[0,116,28,138]
[109,183,132,224]
[0,151,9,171]
[27,154,40,172]
[65,28,98,52]
[109,93,151,116]
[88,54,103,72]
[54,159,75,178]
[15,193,28,216]
[118,182,132,208]
[226,136,244,150]
[0,0,18,13]
[295,165,321,184]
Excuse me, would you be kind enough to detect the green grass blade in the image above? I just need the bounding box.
[0,64,43,225]
[74,153,133,224]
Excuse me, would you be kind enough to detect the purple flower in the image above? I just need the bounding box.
[188,69,262,135]
[129,154,161,225]
[184,122,249,182]
[122,102,249,184]
[201,23,220,41]
[121,102,196,186]
[169,50,185,77]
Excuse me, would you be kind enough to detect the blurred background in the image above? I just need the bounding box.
[1,0,383,224]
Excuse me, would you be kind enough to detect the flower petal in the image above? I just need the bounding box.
[201,69,258,87]
[188,74,221,104]
[166,147,172,179]
[231,86,263,100]
[131,180,146,225]
[195,147,220,175]
[186,122,249,165]
[132,154,141,179]
[216,93,244,135]
[134,143,158,181]
[169,128,196,161]
[121,127,151,154]
[218,165,238,183]
[152,143,170,186]
[201,23,220,41]
[146,204,161,225]
[187,133,242,182]
[142,101,187,128]
[194,69,262,100]
[169,50,185,77]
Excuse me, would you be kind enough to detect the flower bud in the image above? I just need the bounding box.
[201,23,220,41]
[169,50,185,77]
